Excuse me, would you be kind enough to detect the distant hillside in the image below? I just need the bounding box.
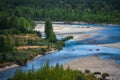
[0,0,120,23]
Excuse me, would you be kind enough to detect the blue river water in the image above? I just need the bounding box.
[0,24,120,80]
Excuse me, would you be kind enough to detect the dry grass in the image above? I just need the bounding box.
[16,46,48,50]
[13,34,42,40]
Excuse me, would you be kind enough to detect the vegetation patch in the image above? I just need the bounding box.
[8,62,109,80]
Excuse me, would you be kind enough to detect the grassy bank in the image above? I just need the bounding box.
[0,33,65,68]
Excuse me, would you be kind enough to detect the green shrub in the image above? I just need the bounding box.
[62,36,73,42]
[94,72,101,75]
[102,73,109,79]
[85,69,91,74]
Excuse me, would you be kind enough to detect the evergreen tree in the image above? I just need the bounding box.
[1,52,6,63]
[45,18,57,42]
[27,38,33,45]
[16,17,27,32]
[4,35,15,52]
[0,15,8,29]
[0,36,5,52]
[0,35,14,52]
[7,15,17,28]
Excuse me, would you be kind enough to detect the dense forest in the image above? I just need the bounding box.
[0,0,120,25]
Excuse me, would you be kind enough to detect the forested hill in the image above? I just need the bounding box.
[0,0,120,24]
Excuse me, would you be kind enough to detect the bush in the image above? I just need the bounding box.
[85,69,91,74]
[36,32,42,37]
[102,73,109,79]
[0,35,15,52]
[94,72,101,75]
[62,35,73,42]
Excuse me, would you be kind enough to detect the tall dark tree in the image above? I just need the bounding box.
[7,15,17,28]
[45,18,57,42]
[0,36,5,52]
[4,35,15,52]
[0,15,8,29]
[0,35,15,52]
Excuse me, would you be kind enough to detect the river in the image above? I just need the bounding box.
[0,24,120,80]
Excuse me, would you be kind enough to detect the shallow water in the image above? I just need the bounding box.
[0,24,120,80]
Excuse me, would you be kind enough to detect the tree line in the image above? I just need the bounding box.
[0,15,35,33]
[0,0,120,25]
[8,62,109,80]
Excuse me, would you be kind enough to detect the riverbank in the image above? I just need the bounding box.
[64,55,120,80]
[0,50,57,72]
[35,24,104,41]
[0,64,19,72]
[35,21,120,26]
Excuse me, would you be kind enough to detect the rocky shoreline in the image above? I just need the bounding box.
[64,55,120,80]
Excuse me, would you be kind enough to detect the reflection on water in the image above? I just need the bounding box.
[0,24,120,80]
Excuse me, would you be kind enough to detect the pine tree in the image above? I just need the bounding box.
[45,18,57,42]
[0,35,14,52]
[0,36,5,52]
[4,35,15,52]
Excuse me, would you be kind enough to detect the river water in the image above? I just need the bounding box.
[0,24,120,80]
